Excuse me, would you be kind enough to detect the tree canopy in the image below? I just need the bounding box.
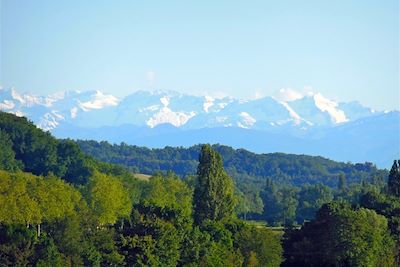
[193,144,236,224]
[388,160,400,197]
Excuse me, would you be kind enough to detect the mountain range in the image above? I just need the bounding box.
[0,87,399,168]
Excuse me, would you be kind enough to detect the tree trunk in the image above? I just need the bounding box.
[37,224,41,237]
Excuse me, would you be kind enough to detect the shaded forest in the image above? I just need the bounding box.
[76,140,389,225]
[0,111,399,266]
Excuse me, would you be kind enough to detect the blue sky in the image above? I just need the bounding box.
[1,0,398,110]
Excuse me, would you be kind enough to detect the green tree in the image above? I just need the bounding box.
[0,170,83,237]
[143,173,193,228]
[296,184,333,223]
[283,202,397,267]
[0,224,37,266]
[359,190,400,264]
[388,160,400,197]
[338,172,347,191]
[235,225,283,267]
[84,171,131,225]
[193,144,236,224]
[261,181,298,226]
[118,205,182,267]
[0,130,21,171]
[55,140,91,185]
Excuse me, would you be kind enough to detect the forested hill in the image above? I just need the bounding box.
[1,111,399,266]
[0,110,287,266]
[76,140,387,188]
[0,111,131,185]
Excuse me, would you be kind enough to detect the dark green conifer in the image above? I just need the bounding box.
[338,173,347,191]
[193,145,236,225]
[388,160,400,197]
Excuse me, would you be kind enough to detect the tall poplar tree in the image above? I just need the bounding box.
[388,160,400,197]
[193,144,236,224]
[338,173,347,191]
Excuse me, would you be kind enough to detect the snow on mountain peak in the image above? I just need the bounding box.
[238,112,256,128]
[0,100,15,110]
[79,91,119,111]
[44,91,67,107]
[279,101,302,124]
[0,88,379,131]
[160,96,170,107]
[38,111,65,131]
[203,96,214,112]
[274,88,304,102]
[313,93,348,123]
[10,110,25,117]
[10,88,43,107]
[10,88,25,103]
[70,107,78,118]
[147,107,196,128]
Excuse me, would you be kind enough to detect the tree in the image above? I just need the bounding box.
[193,144,236,225]
[0,170,82,237]
[235,225,283,267]
[283,202,397,267]
[118,173,193,267]
[83,172,131,225]
[388,160,400,197]
[359,190,400,264]
[55,140,91,185]
[296,184,333,223]
[0,130,21,171]
[261,181,298,226]
[338,173,347,191]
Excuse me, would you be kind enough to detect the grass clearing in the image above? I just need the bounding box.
[134,173,152,181]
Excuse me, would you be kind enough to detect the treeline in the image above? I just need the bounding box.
[76,140,388,224]
[76,140,386,188]
[0,112,283,266]
[1,111,399,266]
[283,160,400,266]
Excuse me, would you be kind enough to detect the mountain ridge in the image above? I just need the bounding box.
[0,87,383,130]
[1,87,398,168]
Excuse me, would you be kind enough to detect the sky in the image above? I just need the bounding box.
[1,0,399,110]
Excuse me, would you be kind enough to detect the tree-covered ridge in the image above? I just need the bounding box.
[76,139,389,224]
[1,111,399,266]
[76,140,387,188]
[0,112,284,266]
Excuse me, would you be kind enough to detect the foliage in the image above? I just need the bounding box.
[283,202,397,267]
[296,183,333,223]
[193,144,236,225]
[1,112,398,266]
[388,160,400,197]
[77,140,387,188]
[234,224,283,267]
[260,179,298,226]
[0,170,81,226]
[143,173,193,231]
[0,112,95,185]
[77,139,387,217]
[0,130,22,171]
[359,190,400,264]
[83,171,131,225]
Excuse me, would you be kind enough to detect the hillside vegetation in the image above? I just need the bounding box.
[0,111,399,266]
[76,140,387,187]
[77,140,388,223]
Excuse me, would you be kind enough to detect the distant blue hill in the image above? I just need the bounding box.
[53,111,400,168]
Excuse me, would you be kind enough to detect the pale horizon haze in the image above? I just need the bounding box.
[1,0,399,110]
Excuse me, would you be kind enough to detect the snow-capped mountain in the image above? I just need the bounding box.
[1,87,398,168]
[0,87,379,131]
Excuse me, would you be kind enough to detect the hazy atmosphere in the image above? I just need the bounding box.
[0,2,399,266]
[1,0,399,110]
